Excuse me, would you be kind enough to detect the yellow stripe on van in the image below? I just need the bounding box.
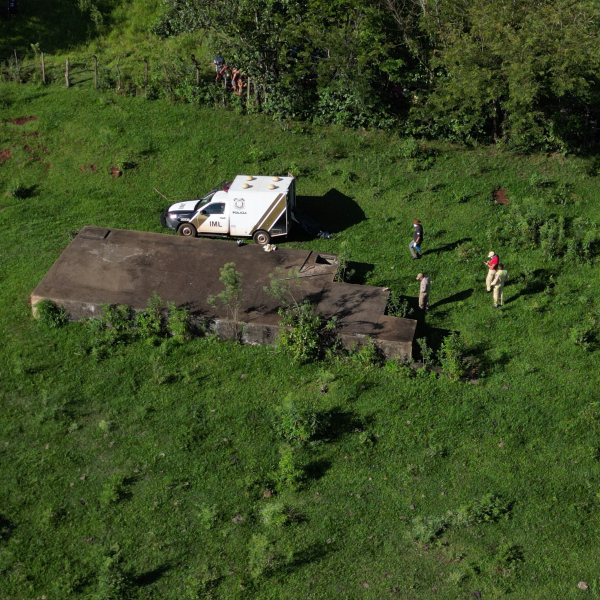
[261,197,287,232]
[251,194,284,233]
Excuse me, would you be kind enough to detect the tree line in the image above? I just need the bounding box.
[154,0,600,151]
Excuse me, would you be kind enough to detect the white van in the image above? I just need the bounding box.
[160,175,296,245]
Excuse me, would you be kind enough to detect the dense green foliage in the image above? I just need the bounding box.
[153,0,600,148]
[2,84,600,598]
[3,0,600,149]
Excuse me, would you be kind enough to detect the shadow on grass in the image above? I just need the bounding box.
[134,564,172,587]
[430,288,473,309]
[346,261,375,285]
[0,514,15,542]
[413,319,454,358]
[286,541,330,571]
[507,268,557,302]
[304,459,332,481]
[321,408,371,442]
[292,188,366,238]
[423,237,472,256]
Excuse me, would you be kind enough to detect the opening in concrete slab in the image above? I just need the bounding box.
[315,254,338,266]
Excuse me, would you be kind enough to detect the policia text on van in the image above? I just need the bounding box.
[160,175,296,246]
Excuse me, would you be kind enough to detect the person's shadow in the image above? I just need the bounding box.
[423,238,472,256]
[429,288,473,309]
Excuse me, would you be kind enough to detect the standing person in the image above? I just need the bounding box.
[484,251,499,292]
[213,54,225,80]
[231,67,243,95]
[217,63,232,87]
[491,264,508,307]
[416,273,430,310]
[410,219,423,259]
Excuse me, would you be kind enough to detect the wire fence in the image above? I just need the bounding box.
[0,49,263,108]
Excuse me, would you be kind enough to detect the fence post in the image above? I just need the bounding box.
[93,55,98,90]
[65,57,70,88]
[14,50,21,83]
[116,56,121,91]
[144,60,148,94]
[41,52,45,84]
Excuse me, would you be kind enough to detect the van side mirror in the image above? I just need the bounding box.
[200,210,207,215]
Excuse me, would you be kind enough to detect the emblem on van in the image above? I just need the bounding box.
[234,198,245,209]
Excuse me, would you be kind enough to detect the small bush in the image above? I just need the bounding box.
[167,301,190,340]
[398,137,421,159]
[412,515,449,542]
[278,301,322,363]
[260,502,300,527]
[135,292,164,339]
[357,430,376,450]
[94,546,132,600]
[455,241,476,262]
[417,337,434,367]
[467,493,512,524]
[275,397,327,444]
[570,318,596,350]
[198,504,218,530]
[102,303,134,333]
[36,299,68,328]
[539,217,566,257]
[349,337,382,367]
[40,505,66,528]
[411,494,511,541]
[439,333,466,380]
[384,360,415,377]
[387,291,413,318]
[100,475,127,507]
[182,568,221,599]
[334,241,355,283]
[277,445,304,490]
[248,533,283,579]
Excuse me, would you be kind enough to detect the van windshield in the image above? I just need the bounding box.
[195,192,215,211]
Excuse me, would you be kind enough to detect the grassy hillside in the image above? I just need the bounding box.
[1,84,600,599]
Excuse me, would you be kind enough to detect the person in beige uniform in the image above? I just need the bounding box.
[491,264,508,307]
[416,273,430,310]
[484,251,499,292]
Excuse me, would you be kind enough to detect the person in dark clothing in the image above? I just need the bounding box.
[410,219,423,259]
[8,0,18,17]
[213,54,225,80]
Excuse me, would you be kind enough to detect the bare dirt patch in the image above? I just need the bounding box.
[9,116,38,125]
[110,166,122,178]
[79,164,98,173]
[0,149,12,163]
[493,188,509,204]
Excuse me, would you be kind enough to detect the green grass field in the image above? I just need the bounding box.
[2,83,600,599]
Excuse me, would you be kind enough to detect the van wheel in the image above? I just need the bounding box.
[253,230,271,245]
[178,223,197,237]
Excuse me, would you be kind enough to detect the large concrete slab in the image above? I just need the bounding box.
[31,227,416,358]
